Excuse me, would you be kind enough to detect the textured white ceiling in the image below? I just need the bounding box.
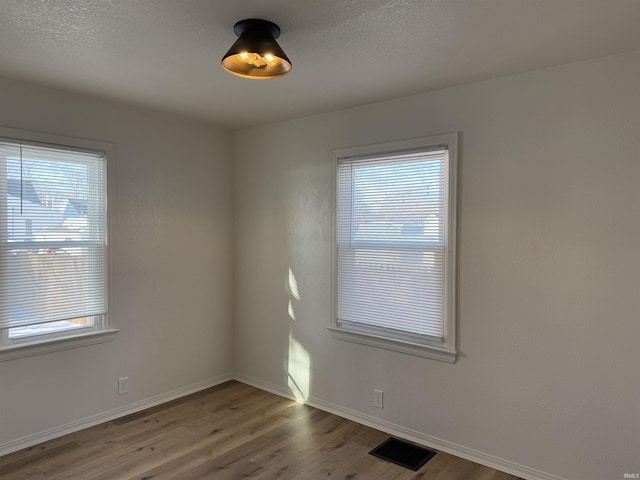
[1,0,639,128]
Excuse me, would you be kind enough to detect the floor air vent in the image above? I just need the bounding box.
[369,437,437,471]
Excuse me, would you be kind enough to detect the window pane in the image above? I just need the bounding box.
[8,317,95,339]
[5,152,98,244]
[352,158,444,245]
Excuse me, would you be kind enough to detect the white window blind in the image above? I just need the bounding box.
[0,140,107,331]
[335,142,455,351]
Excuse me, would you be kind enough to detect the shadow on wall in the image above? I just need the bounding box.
[285,268,311,402]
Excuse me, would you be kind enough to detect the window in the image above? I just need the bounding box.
[330,133,458,362]
[0,128,116,360]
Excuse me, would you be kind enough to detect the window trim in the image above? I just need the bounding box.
[0,127,117,361]
[330,133,458,363]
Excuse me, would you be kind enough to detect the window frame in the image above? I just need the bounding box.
[0,127,117,361]
[329,133,458,363]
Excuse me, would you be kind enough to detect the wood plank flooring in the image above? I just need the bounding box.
[0,381,522,479]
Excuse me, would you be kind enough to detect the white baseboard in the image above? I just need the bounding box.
[0,372,234,457]
[234,373,567,480]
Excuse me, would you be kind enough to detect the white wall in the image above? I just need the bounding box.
[233,51,640,480]
[0,78,234,446]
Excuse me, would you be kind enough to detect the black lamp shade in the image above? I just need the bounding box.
[221,19,292,79]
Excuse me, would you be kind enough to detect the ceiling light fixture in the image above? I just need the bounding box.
[221,19,292,80]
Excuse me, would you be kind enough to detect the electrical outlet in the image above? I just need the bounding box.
[373,389,384,409]
[118,377,129,395]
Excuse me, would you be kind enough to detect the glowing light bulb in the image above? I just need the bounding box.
[236,52,280,69]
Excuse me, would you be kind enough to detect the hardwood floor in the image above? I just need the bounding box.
[0,381,522,479]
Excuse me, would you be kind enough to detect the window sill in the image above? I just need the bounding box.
[0,329,119,362]
[328,326,457,363]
